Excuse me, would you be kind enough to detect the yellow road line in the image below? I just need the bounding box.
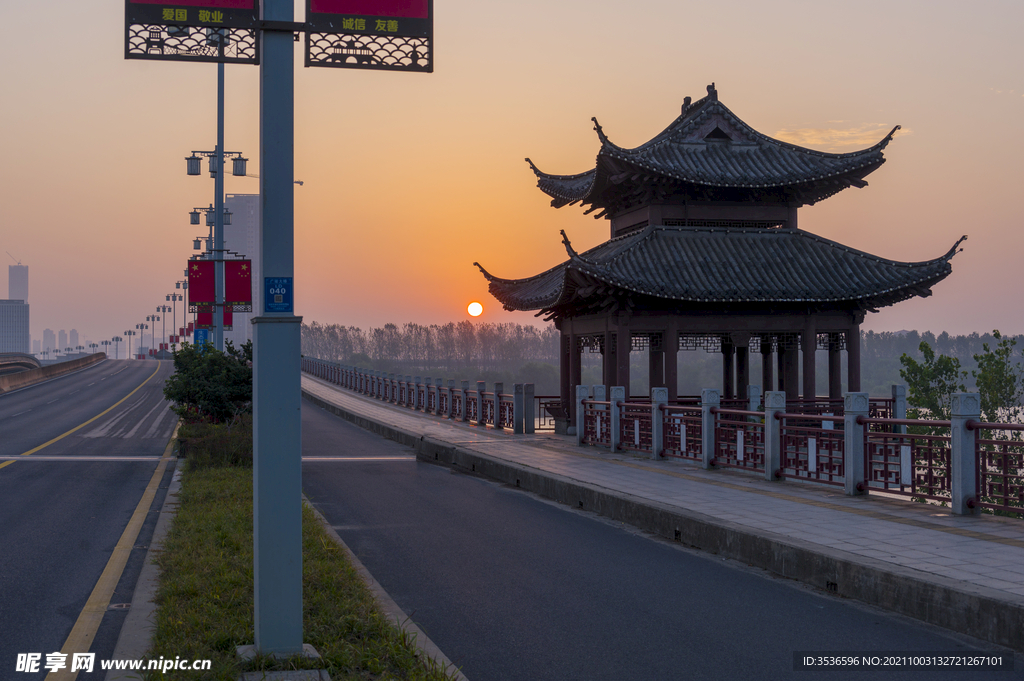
[45,422,179,681]
[14,363,162,459]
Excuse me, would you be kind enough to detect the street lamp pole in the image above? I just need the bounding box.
[214,60,226,353]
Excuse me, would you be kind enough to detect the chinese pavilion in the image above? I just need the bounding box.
[475,84,963,423]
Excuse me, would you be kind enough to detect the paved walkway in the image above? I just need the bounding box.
[301,375,1024,651]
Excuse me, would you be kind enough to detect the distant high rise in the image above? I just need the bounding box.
[8,264,27,302]
[224,194,260,348]
[33,339,41,354]
[59,329,67,351]
[0,300,29,353]
[70,329,79,349]
[43,329,56,352]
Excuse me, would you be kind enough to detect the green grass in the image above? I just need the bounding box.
[146,467,458,680]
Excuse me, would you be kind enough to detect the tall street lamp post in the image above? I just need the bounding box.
[157,305,171,355]
[167,293,183,346]
[113,336,122,359]
[124,330,136,358]
[145,317,159,356]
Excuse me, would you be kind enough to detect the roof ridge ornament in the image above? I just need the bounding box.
[591,117,610,145]
[877,124,901,150]
[525,157,541,175]
[707,82,717,101]
[473,261,497,281]
[681,96,692,115]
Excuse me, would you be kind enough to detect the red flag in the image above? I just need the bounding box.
[188,260,215,306]
[225,260,252,307]
[196,307,233,330]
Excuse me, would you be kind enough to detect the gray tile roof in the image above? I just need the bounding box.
[476,226,964,315]
[528,86,898,210]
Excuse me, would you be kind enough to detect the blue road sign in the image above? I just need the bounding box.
[265,277,293,313]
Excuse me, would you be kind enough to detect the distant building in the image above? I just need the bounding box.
[8,264,28,302]
[0,300,30,353]
[32,339,40,354]
[43,329,56,353]
[59,330,67,352]
[224,193,260,348]
[70,329,79,349]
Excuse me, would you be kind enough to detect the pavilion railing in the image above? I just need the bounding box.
[968,421,1024,516]
[301,357,537,434]
[574,386,1017,517]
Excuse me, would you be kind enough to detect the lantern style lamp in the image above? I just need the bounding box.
[232,156,247,177]
[189,209,201,225]
[186,154,202,176]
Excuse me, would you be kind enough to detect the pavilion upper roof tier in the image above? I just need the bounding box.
[475,226,964,320]
[527,84,900,216]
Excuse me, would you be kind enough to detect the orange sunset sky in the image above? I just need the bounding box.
[1,0,1022,345]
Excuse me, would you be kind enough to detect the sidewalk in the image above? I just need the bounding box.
[302,374,1024,653]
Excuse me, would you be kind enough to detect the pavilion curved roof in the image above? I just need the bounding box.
[527,84,900,211]
[475,226,964,317]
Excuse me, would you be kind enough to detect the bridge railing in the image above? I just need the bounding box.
[301,357,537,434]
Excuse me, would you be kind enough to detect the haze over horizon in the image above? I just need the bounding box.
[2,0,1021,346]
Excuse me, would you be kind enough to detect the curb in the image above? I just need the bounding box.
[304,501,469,680]
[302,388,1024,653]
[105,455,181,681]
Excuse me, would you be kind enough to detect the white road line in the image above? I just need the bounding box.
[143,404,172,438]
[0,456,162,461]
[88,383,95,386]
[69,390,80,395]
[124,400,165,439]
[84,397,147,438]
[301,456,416,461]
[46,399,58,404]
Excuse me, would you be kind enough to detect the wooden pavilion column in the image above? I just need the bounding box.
[649,334,665,389]
[559,326,571,418]
[847,323,861,393]
[761,334,775,392]
[665,326,678,403]
[783,337,799,401]
[828,332,843,400]
[721,336,735,400]
[568,332,581,422]
[736,342,750,397]
[776,341,786,395]
[603,329,615,394]
[802,318,817,401]
[616,325,631,397]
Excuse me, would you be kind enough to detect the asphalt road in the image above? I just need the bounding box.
[0,359,176,680]
[301,400,1023,681]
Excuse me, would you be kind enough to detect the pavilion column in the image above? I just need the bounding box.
[560,328,571,417]
[736,344,750,397]
[761,334,774,392]
[783,339,800,401]
[568,333,581,422]
[649,334,665,389]
[722,336,735,400]
[777,340,786,395]
[665,328,678,403]
[802,319,817,401]
[603,329,615,394]
[828,333,842,400]
[847,323,862,393]
[616,327,631,397]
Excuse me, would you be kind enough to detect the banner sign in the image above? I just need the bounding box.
[225,259,253,311]
[305,0,432,72]
[265,277,294,313]
[188,260,215,310]
[125,0,259,64]
[196,308,233,331]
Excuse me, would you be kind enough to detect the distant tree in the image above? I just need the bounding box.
[899,341,967,420]
[973,330,1024,424]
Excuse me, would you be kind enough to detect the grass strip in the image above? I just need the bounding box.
[146,467,457,680]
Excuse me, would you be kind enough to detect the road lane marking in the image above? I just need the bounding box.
[10,409,32,417]
[69,390,80,395]
[302,456,416,461]
[44,424,178,681]
[47,399,58,404]
[11,364,161,459]
[0,456,162,461]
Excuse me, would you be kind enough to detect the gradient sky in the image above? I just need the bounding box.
[1,0,1021,347]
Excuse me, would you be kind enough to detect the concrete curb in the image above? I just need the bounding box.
[105,454,181,681]
[302,389,1024,653]
[304,501,469,680]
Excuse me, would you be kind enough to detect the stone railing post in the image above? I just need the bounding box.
[701,388,720,470]
[592,385,606,442]
[575,385,590,446]
[461,380,471,421]
[763,390,786,482]
[434,378,443,414]
[477,381,486,425]
[443,379,453,418]
[747,384,761,414]
[950,392,980,515]
[494,383,504,429]
[844,392,869,496]
[513,384,524,434]
[413,376,422,410]
[423,377,431,412]
[650,387,667,461]
[406,376,414,408]
[524,383,535,434]
[609,386,625,451]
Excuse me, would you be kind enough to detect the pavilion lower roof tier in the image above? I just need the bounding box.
[528,86,900,215]
[475,226,964,319]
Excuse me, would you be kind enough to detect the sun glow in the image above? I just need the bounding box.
[467,301,483,317]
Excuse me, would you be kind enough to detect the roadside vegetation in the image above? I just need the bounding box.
[154,342,458,680]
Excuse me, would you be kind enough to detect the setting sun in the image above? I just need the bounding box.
[467,301,483,317]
